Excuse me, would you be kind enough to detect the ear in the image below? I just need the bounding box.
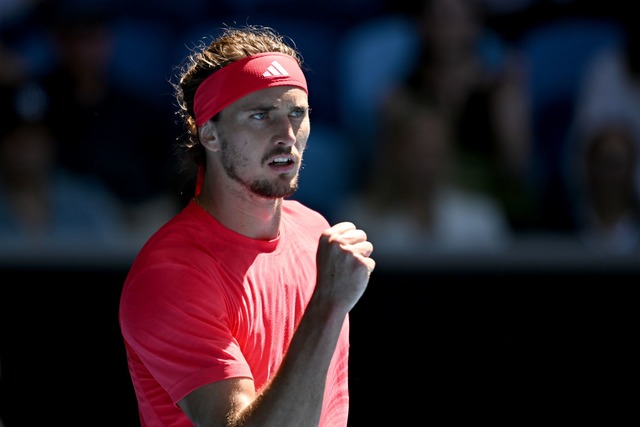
[198,121,221,152]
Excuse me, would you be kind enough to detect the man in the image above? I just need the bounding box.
[119,24,375,427]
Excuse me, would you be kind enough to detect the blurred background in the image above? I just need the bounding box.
[1,0,638,425]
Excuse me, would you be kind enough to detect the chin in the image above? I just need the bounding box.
[250,180,297,199]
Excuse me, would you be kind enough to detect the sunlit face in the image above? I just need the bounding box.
[214,86,310,199]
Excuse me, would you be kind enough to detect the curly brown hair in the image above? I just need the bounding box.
[170,24,304,200]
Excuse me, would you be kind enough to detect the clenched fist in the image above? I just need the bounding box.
[314,222,375,314]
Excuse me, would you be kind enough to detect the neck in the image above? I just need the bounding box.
[195,191,283,240]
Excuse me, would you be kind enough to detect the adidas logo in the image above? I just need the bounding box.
[262,60,290,77]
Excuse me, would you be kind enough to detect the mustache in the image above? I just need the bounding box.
[263,147,295,162]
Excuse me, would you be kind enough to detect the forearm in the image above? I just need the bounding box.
[226,221,373,427]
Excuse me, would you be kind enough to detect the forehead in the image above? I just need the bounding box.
[231,86,309,109]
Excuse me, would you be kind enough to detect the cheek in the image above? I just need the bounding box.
[296,126,311,150]
[225,140,252,167]
[297,138,308,153]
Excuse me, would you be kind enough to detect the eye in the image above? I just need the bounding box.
[291,107,310,119]
[251,112,267,120]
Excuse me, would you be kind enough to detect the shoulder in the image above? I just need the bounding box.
[125,203,213,275]
[121,206,227,321]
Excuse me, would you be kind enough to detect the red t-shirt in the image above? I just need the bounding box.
[119,199,350,426]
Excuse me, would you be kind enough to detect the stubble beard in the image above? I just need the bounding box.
[220,138,299,199]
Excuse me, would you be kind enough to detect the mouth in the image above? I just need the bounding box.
[267,155,297,173]
[268,156,295,167]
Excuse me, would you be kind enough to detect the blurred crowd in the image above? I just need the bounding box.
[2,0,640,265]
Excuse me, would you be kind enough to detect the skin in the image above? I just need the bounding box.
[178,85,375,427]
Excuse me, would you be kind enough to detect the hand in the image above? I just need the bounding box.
[315,222,375,313]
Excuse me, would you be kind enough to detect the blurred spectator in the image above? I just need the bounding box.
[377,0,537,232]
[0,0,50,85]
[39,0,181,239]
[337,98,512,259]
[0,80,130,251]
[570,5,640,203]
[565,117,640,254]
[564,5,640,254]
[0,32,28,86]
[518,11,623,232]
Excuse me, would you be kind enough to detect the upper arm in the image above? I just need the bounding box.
[178,377,256,427]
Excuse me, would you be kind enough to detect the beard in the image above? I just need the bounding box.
[249,176,299,199]
[220,137,300,199]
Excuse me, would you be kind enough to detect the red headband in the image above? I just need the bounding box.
[193,52,308,127]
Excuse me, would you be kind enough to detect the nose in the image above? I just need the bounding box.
[273,117,297,147]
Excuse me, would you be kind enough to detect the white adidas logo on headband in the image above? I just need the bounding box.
[262,60,290,77]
